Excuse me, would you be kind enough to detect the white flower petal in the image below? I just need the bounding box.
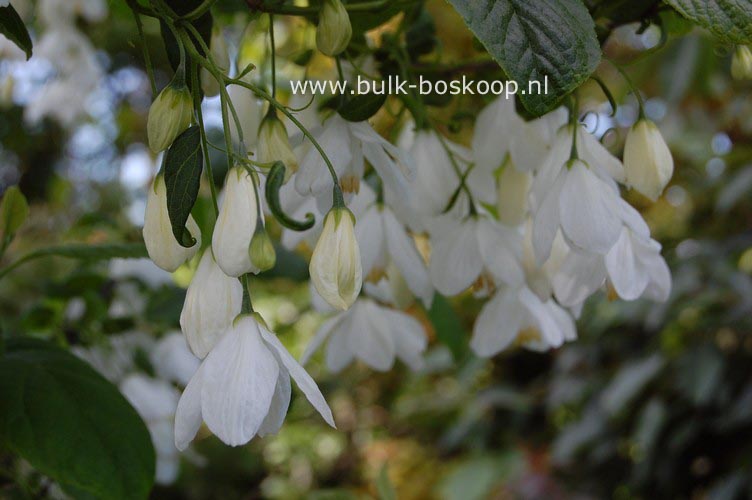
[382,207,433,307]
[430,219,484,296]
[470,287,524,357]
[174,363,206,451]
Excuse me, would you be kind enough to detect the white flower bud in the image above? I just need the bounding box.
[201,26,230,97]
[497,160,532,226]
[257,113,298,178]
[316,0,352,57]
[250,226,276,272]
[310,207,362,310]
[142,175,200,272]
[147,82,193,153]
[212,166,260,277]
[180,250,243,359]
[623,119,673,202]
[731,45,752,80]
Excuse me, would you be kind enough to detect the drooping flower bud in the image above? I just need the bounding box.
[201,26,230,97]
[147,78,193,153]
[315,0,352,57]
[180,250,243,358]
[309,207,362,310]
[212,166,260,277]
[257,111,297,179]
[623,119,673,202]
[497,159,532,227]
[731,45,752,80]
[143,175,201,272]
[249,225,276,272]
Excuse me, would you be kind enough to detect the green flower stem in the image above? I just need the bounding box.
[190,62,219,216]
[130,7,157,96]
[605,57,646,119]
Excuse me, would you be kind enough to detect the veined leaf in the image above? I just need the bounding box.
[664,0,752,44]
[0,338,155,499]
[164,126,203,247]
[0,4,32,59]
[445,0,601,116]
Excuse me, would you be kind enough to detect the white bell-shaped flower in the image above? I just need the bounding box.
[147,82,193,153]
[471,285,576,357]
[295,114,413,199]
[316,0,352,56]
[429,214,524,297]
[174,314,335,450]
[605,227,671,302]
[355,202,433,307]
[257,112,298,175]
[731,45,752,80]
[143,175,201,273]
[623,119,673,201]
[180,251,243,358]
[309,206,362,310]
[212,166,261,277]
[302,298,427,372]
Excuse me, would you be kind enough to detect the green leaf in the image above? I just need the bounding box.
[164,126,203,247]
[445,0,601,116]
[0,243,149,281]
[427,294,468,361]
[0,338,155,499]
[0,186,29,244]
[0,4,32,60]
[664,0,752,44]
[338,92,387,122]
[160,0,213,80]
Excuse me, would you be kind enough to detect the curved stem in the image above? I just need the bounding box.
[604,57,645,119]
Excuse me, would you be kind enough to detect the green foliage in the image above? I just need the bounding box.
[445,0,601,115]
[0,338,155,499]
[428,294,468,361]
[0,4,32,59]
[164,126,203,247]
[665,0,752,44]
[0,186,29,250]
[337,92,387,122]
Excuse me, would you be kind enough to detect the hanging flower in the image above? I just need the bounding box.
[429,214,524,297]
[471,285,576,357]
[731,45,752,80]
[179,251,243,359]
[147,79,193,153]
[174,314,335,450]
[257,111,298,176]
[309,206,362,310]
[623,119,674,201]
[142,174,200,273]
[316,0,352,56]
[302,298,427,372]
[212,166,262,277]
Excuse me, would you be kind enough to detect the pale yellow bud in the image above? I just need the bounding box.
[249,226,276,272]
[147,83,193,152]
[731,45,752,80]
[257,113,298,177]
[142,175,200,272]
[623,119,673,202]
[496,159,531,226]
[316,0,352,57]
[309,207,362,310]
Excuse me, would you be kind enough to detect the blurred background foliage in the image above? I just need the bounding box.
[1,0,752,499]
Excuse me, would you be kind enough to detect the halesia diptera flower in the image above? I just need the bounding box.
[179,250,243,359]
[142,174,200,272]
[316,0,352,56]
[310,206,362,311]
[212,166,261,277]
[731,45,752,80]
[147,79,193,153]
[257,111,298,178]
[623,119,674,202]
[174,313,335,449]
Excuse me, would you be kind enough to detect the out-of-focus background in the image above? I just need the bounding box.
[1,1,752,498]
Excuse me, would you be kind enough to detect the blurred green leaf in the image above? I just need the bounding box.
[376,464,397,500]
[0,338,155,499]
[0,4,32,59]
[0,186,29,247]
[427,294,468,361]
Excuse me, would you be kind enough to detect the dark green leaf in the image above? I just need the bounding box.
[664,0,752,44]
[338,92,387,122]
[0,338,155,499]
[0,4,32,59]
[164,126,203,247]
[0,186,29,244]
[445,0,601,116]
[427,294,467,361]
